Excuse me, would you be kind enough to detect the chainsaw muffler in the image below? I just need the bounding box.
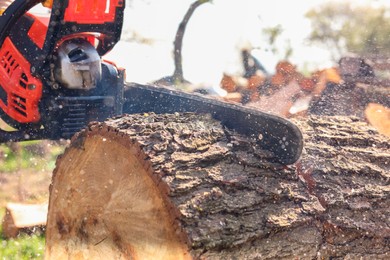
[54,38,102,90]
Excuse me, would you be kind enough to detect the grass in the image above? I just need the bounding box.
[0,140,66,259]
[0,235,45,260]
[0,141,65,173]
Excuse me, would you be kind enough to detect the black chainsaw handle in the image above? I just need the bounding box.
[0,0,41,47]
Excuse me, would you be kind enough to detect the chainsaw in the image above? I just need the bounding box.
[0,0,303,165]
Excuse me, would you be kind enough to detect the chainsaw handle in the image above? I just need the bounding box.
[0,0,42,47]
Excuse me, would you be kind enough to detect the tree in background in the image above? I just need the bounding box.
[172,0,211,84]
[153,0,211,86]
[306,2,390,61]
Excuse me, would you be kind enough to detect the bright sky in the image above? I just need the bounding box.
[104,0,390,85]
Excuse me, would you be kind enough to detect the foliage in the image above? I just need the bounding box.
[306,2,390,60]
[261,25,293,60]
[262,25,283,52]
[0,141,64,173]
[0,234,45,260]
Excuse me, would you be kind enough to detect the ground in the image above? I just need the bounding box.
[0,140,65,205]
[0,140,66,259]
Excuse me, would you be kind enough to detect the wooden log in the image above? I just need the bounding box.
[45,113,390,259]
[2,202,47,238]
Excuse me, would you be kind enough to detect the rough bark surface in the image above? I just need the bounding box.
[45,113,389,259]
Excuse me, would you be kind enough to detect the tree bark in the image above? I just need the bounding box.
[45,113,389,259]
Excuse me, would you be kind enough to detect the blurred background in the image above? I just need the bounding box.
[104,0,390,85]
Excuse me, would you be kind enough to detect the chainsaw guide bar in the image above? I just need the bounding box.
[122,83,303,165]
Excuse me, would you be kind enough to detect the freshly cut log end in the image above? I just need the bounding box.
[45,121,191,259]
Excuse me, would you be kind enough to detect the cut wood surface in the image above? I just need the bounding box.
[2,202,47,238]
[45,113,390,259]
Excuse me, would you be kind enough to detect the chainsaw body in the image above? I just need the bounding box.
[0,0,303,165]
[0,0,125,140]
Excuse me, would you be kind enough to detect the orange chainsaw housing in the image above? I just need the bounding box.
[64,0,124,24]
[0,16,46,123]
